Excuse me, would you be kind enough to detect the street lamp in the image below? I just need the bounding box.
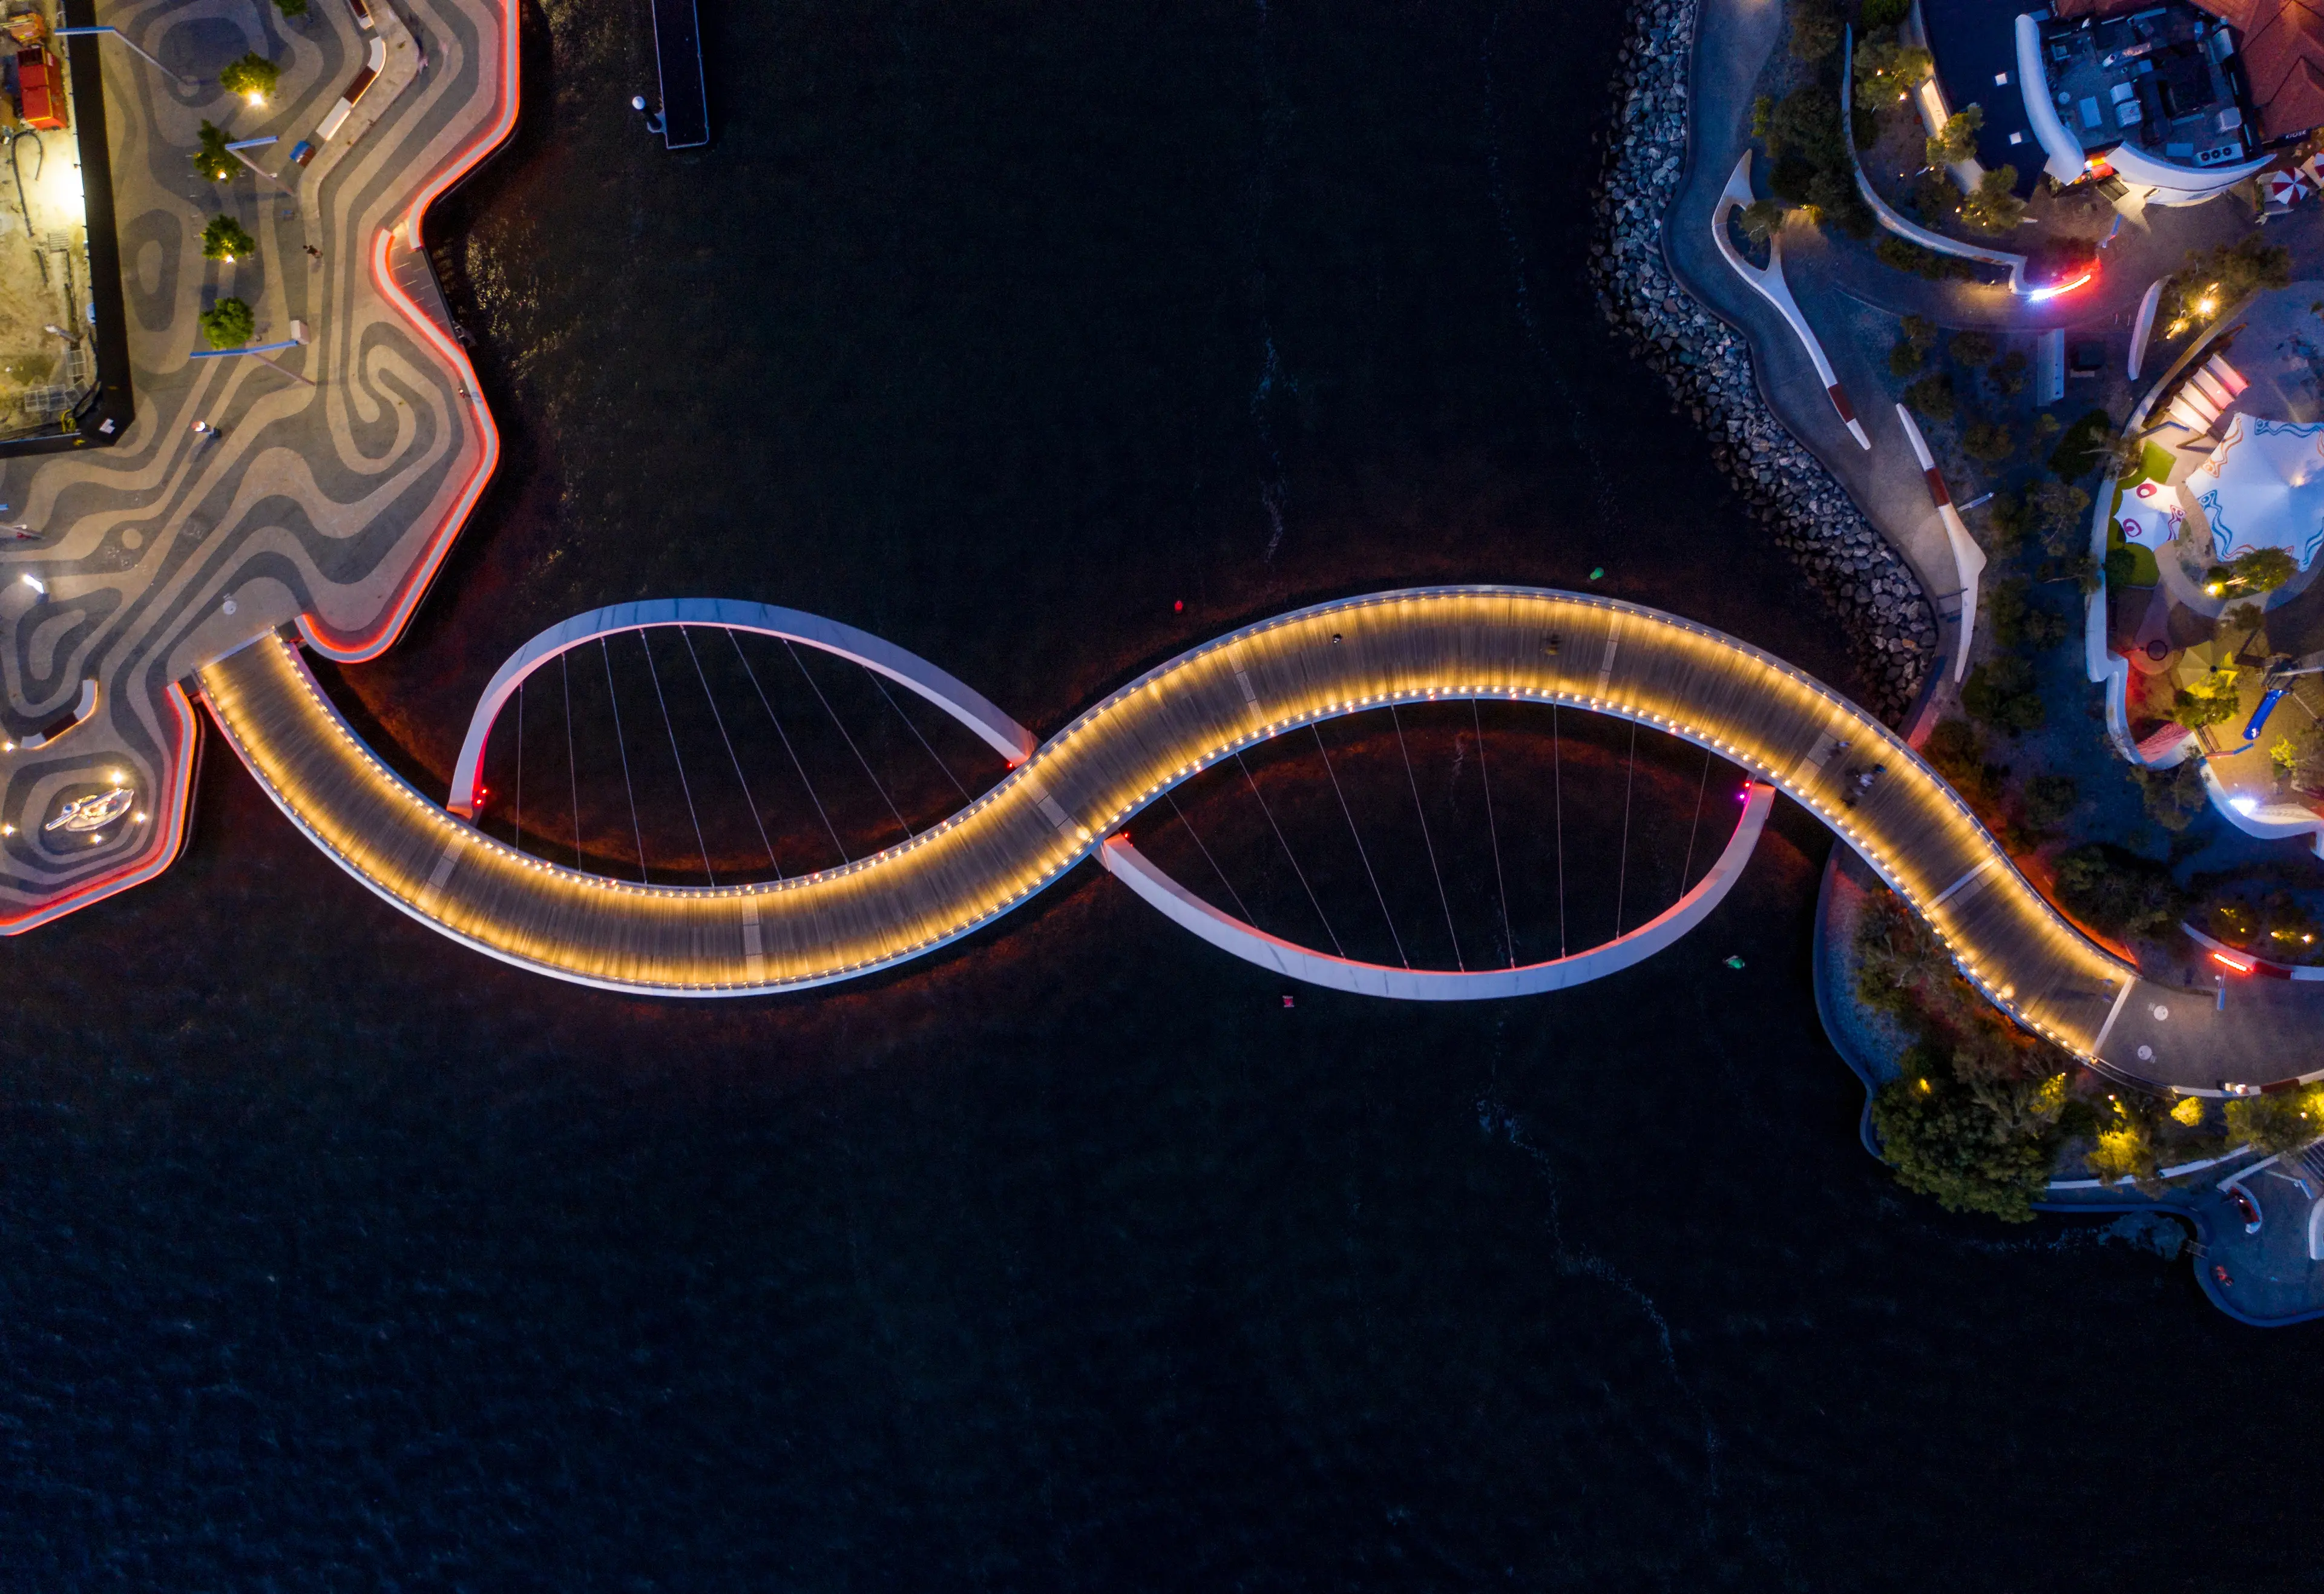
[224,134,294,195]
[188,318,317,387]
[51,25,197,91]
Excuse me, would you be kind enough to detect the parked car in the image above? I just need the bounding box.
[2228,1184,2263,1235]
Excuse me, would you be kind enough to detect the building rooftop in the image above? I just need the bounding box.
[2041,4,2253,167]
[2053,0,2324,141]
[1921,0,2046,190]
[2211,0,2324,140]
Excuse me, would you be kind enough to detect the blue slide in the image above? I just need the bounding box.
[2244,687,2291,745]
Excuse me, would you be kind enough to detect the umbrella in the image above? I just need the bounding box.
[2187,414,2324,571]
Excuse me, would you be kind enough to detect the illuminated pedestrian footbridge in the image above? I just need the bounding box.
[195,587,2136,1056]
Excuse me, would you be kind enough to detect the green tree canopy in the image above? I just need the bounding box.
[1789,0,1841,62]
[1926,105,1983,166]
[1902,370,1954,423]
[2027,477,2092,556]
[2224,1082,2324,1155]
[2023,772,2079,831]
[1948,329,1997,367]
[1988,576,2069,650]
[1737,198,1787,243]
[2085,1119,2159,1190]
[199,296,255,350]
[2229,547,2299,593]
[1963,654,2044,734]
[218,52,281,104]
[2137,760,2210,832]
[2053,842,2187,935]
[2174,664,2240,730]
[1854,37,1933,110]
[1767,85,1847,168]
[201,215,258,262]
[1960,165,2027,233]
[192,120,235,184]
[273,0,309,15]
[1871,1045,2063,1222]
[2164,232,2293,333]
[1961,418,2015,464]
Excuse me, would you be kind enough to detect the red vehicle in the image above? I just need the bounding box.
[2214,1263,2234,1288]
[2228,1185,2263,1236]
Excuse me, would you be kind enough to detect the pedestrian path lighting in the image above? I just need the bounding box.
[52,25,197,90]
[224,134,295,196]
[189,319,317,389]
[217,52,279,107]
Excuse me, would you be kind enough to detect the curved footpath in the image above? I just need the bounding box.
[199,585,2141,1059]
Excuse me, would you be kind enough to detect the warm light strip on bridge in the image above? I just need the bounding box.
[198,589,2132,1054]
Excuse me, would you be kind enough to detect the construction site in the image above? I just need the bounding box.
[0,4,94,441]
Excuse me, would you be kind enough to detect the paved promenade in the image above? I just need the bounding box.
[0,0,511,930]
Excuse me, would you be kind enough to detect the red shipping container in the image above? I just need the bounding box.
[18,48,65,131]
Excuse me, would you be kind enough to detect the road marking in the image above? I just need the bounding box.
[1784,723,1851,791]
[2092,975,2139,1058]
[741,895,766,981]
[1931,854,2001,909]
[1020,776,1075,833]
[416,828,470,912]
[1595,616,1621,696]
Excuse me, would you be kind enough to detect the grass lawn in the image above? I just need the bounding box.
[2107,521,2161,587]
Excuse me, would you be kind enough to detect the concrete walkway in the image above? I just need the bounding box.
[1663,0,1971,674]
[0,0,513,930]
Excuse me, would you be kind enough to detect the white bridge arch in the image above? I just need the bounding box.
[445,598,1038,818]
[437,596,1777,998]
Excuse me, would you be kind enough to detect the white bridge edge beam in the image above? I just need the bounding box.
[1100,782,1776,1000]
[446,597,1039,816]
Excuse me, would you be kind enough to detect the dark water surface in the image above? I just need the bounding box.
[5,1,2317,1587]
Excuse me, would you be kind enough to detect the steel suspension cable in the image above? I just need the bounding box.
[1472,701,1514,969]
[562,652,582,869]
[1235,749,1343,957]
[1311,723,1406,967]
[1680,743,1712,894]
[600,637,649,884]
[1552,703,1566,958]
[785,639,909,841]
[730,631,847,868]
[1613,720,1637,937]
[1390,705,1462,970]
[868,671,970,800]
[1163,788,1256,926]
[682,626,780,875]
[640,631,716,883]
[513,680,523,852]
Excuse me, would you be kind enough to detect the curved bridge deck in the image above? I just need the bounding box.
[195,588,2135,1056]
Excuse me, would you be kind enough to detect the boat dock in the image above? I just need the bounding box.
[649,0,709,149]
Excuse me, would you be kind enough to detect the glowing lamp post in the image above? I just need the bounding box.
[190,319,318,388]
[51,25,197,90]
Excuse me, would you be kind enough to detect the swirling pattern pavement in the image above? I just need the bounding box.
[0,0,512,930]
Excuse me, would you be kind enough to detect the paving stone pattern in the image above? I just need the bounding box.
[0,0,505,929]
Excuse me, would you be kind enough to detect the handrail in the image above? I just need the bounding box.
[199,587,2136,1068]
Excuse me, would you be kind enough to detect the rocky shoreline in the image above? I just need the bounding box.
[1587,0,1938,722]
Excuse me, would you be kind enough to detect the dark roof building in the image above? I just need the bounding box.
[1922,0,2288,205]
